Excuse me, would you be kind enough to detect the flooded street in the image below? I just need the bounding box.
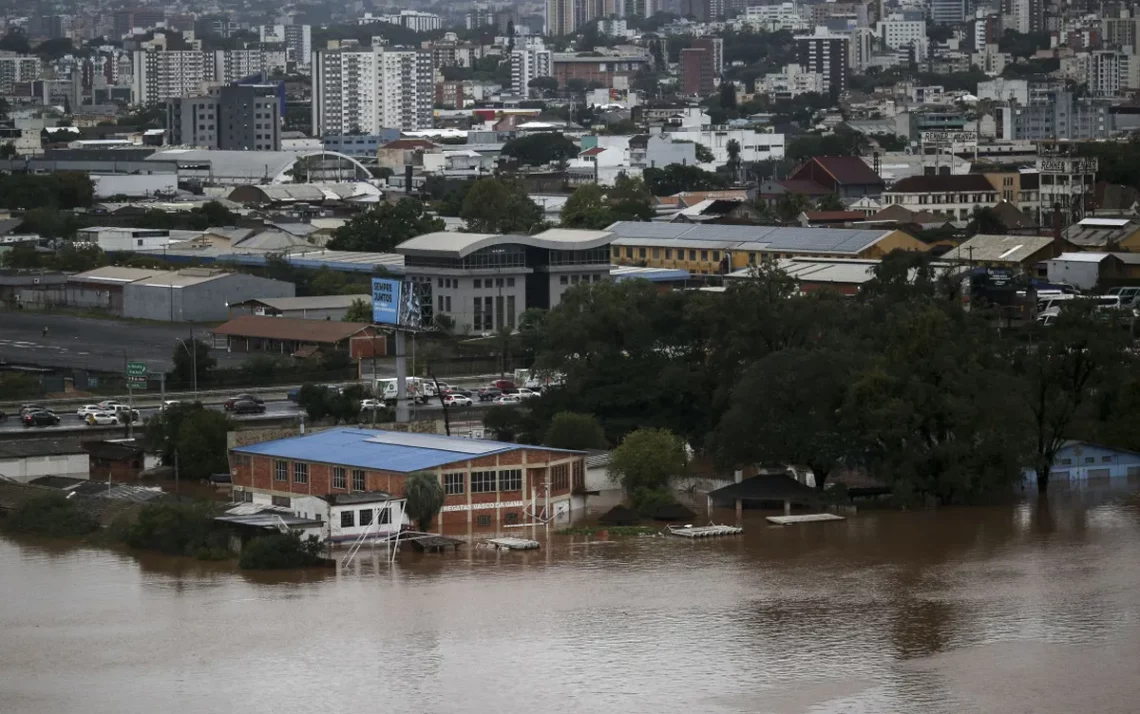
[3,495,1140,714]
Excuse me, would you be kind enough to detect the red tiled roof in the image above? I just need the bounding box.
[887,174,996,193]
[212,315,375,344]
[579,147,606,156]
[810,156,884,186]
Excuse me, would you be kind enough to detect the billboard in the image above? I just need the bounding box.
[371,278,433,329]
[921,130,978,146]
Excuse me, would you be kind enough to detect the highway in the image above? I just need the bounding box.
[0,396,498,435]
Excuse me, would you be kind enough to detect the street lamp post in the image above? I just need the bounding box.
[176,329,198,398]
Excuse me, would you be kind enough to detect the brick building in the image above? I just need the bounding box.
[229,428,586,533]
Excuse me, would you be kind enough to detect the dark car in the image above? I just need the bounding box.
[478,387,502,402]
[23,410,60,427]
[230,399,266,415]
[224,393,265,411]
[19,403,47,415]
[443,387,473,399]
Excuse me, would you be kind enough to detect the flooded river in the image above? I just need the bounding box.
[3,494,1140,714]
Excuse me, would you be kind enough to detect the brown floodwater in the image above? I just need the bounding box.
[3,491,1140,714]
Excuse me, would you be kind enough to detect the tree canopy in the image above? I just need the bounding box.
[609,428,688,514]
[501,132,578,166]
[327,198,444,252]
[642,164,728,196]
[460,177,546,234]
[560,174,654,229]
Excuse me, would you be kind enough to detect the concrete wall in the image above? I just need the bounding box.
[546,268,609,305]
[0,454,89,483]
[123,274,295,322]
[1047,259,1103,291]
[409,270,528,334]
[65,282,122,313]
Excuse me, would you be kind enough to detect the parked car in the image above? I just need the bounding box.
[96,400,123,410]
[515,387,540,399]
[223,393,265,411]
[442,386,473,398]
[493,379,517,393]
[160,400,181,411]
[86,411,118,426]
[23,410,60,427]
[445,394,473,407]
[20,404,48,415]
[360,398,386,412]
[494,394,522,406]
[230,399,266,415]
[109,405,140,422]
[76,405,103,419]
[478,387,502,402]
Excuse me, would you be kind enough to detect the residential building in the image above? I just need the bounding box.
[877,12,926,59]
[259,25,313,68]
[1102,13,1140,54]
[551,50,650,87]
[510,47,553,95]
[395,229,613,333]
[546,0,575,35]
[995,91,1114,141]
[786,156,885,198]
[323,130,401,157]
[607,223,928,274]
[976,78,1029,104]
[667,127,786,163]
[930,0,966,25]
[0,441,89,484]
[622,0,657,19]
[880,174,999,221]
[311,45,433,134]
[1088,50,1126,96]
[740,4,809,32]
[132,49,213,105]
[367,11,444,32]
[0,54,41,93]
[229,428,588,532]
[113,8,165,37]
[1003,0,1043,35]
[795,28,849,98]
[680,37,722,97]
[167,84,281,151]
[758,63,825,99]
[213,49,275,85]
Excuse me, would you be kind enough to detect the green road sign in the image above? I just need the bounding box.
[126,361,147,389]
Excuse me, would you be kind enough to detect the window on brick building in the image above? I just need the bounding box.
[551,463,569,490]
[444,472,465,495]
[352,469,365,491]
[499,469,522,492]
[471,470,496,493]
[293,462,308,484]
[341,510,354,527]
[333,467,346,490]
[274,459,287,481]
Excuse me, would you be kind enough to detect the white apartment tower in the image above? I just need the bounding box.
[259,24,313,68]
[0,55,41,93]
[311,46,433,135]
[132,50,214,105]
[510,48,553,95]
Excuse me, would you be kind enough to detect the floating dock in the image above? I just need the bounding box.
[664,524,744,538]
[484,537,540,551]
[766,513,846,526]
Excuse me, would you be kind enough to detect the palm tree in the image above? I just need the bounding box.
[404,471,445,532]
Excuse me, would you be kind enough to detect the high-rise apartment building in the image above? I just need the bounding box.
[311,46,433,135]
[259,25,313,68]
[546,0,576,35]
[131,49,214,105]
[511,48,553,95]
[930,0,965,25]
[680,37,722,96]
[1002,0,1043,34]
[795,28,849,98]
[0,54,42,93]
[168,84,281,150]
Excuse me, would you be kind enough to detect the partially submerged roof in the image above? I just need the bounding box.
[396,228,612,259]
[213,315,374,343]
[941,234,1057,263]
[232,428,579,474]
[708,474,820,503]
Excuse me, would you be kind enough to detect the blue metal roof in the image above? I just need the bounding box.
[233,428,573,473]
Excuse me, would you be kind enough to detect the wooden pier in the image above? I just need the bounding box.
[664,524,744,538]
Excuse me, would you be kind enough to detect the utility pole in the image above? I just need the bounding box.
[189,328,197,399]
[395,330,409,423]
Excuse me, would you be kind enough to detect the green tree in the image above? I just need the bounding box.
[343,298,372,322]
[1009,302,1128,494]
[528,76,559,95]
[609,174,655,221]
[240,532,323,569]
[693,142,716,163]
[561,183,611,229]
[719,80,737,109]
[483,405,526,441]
[501,132,578,166]
[726,139,742,182]
[642,164,728,195]
[171,338,215,388]
[175,410,232,480]
[327,198,444,251]
[1,494,99,537]
[608,428,687,514]
[0,142,15,159]
[543,412,608,450]
[816,193,846,212]
[125,502,228,557]
[198,200,238,226]
[404,471,445,531]
[460,177,545,234]
[713,348,860,491]
[966,206,1006,235]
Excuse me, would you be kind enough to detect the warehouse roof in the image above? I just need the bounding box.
[1062,217,1140,248]
[69,266,171,284]
[397,228,612,258]
[941,234,1057,263]
[146,149,371,183]
[232,428,580,473]
[234,294,370,311]
[212,315,375,343]
[606,222,899,255]
[131,267,231,288]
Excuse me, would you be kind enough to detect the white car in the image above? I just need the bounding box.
[76,405,103,419]
[494,394,522,406]
[86,411,118,426]
[516,388,540,399]
[160,400,181,411]
[360,398,385,412]
[97,400,123,410]
[445,394,473,407]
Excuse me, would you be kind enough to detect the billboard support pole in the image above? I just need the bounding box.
[395,329,409,424]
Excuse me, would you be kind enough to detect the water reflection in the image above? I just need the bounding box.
[1,491,1139,714]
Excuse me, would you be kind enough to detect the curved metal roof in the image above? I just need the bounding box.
[396,228,612,258]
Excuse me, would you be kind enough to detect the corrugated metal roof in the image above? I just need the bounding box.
[606,222,895,255]
[241,294,370,311]
[941,234,1056,263]
[232,428,578,474]
[69,266,171,284]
